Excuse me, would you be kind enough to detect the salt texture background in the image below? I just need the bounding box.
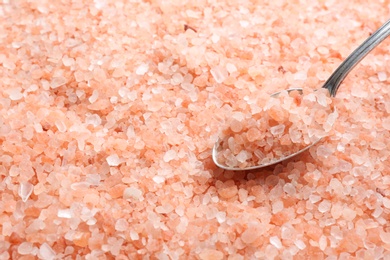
[1,0,390,259]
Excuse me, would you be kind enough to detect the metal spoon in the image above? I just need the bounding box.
[213,19,390,171]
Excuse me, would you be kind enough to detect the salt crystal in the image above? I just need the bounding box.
[370,141,386,150]
[380,229,390,244]
[270,124,285,136]
[294,71,307,81]
[39,243,56,260]
[210,66,228,83]
[236,150,249,163]
[123,187,143,201]
[281,226,294,240]
[328,178,343,195]
[186,9,201,18]
[316,145,332,158]
[372,206,383,218]
[18,182,33,202]
[86,114,102,127]
[342,207,356,221]
[283,183,296,196]
[330,226,343,239]
[230,119,243,133]
[115,218,128,232]
[272,200,284,214]
[55,120,67,132]
[176,217,188,234]
[239,20,249,27]
[153,175,165,184]
[85,174,101,185]
[135,63,149,75]
[199,249,223,260]
[338,160,352,172]
[211,34,220,43]
[383,197,390,209]
[62,56,75,67]
[378,71,387,82]
[7,87,23,100]
[318,200,331,213]
[289,128,302,143]
[326,111,338,128]
[270,236,283,249]
[317,46,329,55]
[319,235,327,251]
[382,117,390,130]
[163,149,177,162]
[171,73,184,85]
[226,63,237,74]
[316,92,327,107]
[57,209,72,219]
[89,90,99,103]
[156,204,174,214]
[50,77,67,89]
[106,154,121,166]
[216,211,226,223]
[309,194,321,203]
[18,242,33,255]
[130,230,139,240]
[294,240,306,250]
[241,221,265,244]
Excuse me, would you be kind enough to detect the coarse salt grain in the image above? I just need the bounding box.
[18,182,33,202]
[199,249,223,260]
[319,235,327,251]
[115,218,128,232]
[123,187,143,201]
[57,209,72,219]
[106,154,121,166]
[153,175,165,184]
[39,243,56,260]
[130,230,139,240]
[55,120,67,133]
[272,200,284,214]
[270,236,283,249]
[89,90,99,103]
[135,63,149,75]
[18,242,34,255]
[380,229,390,244]
[378,71,387,82]
[163,149,177,162]
[318,200,331,213]
[50,77,67,89]
[210,66,228,83]
[226,63,237,74]
[294,240,306,250]
[6,87,23,100]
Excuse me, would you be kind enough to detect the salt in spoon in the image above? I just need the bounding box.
[212,19,390,171]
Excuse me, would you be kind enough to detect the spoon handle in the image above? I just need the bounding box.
[323,19,390,96]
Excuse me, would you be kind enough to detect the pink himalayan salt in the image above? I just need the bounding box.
[18,242,34,255]
[198,249,224,260]
[106,154,121,166]
[3,1,390,259]
[241,221,266,244]
[216,89,336,168]
[39,243,56,260]
[18,182,34,202]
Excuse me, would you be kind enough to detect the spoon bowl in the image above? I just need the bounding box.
[212,88,323,171]
[212,19,390,171]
